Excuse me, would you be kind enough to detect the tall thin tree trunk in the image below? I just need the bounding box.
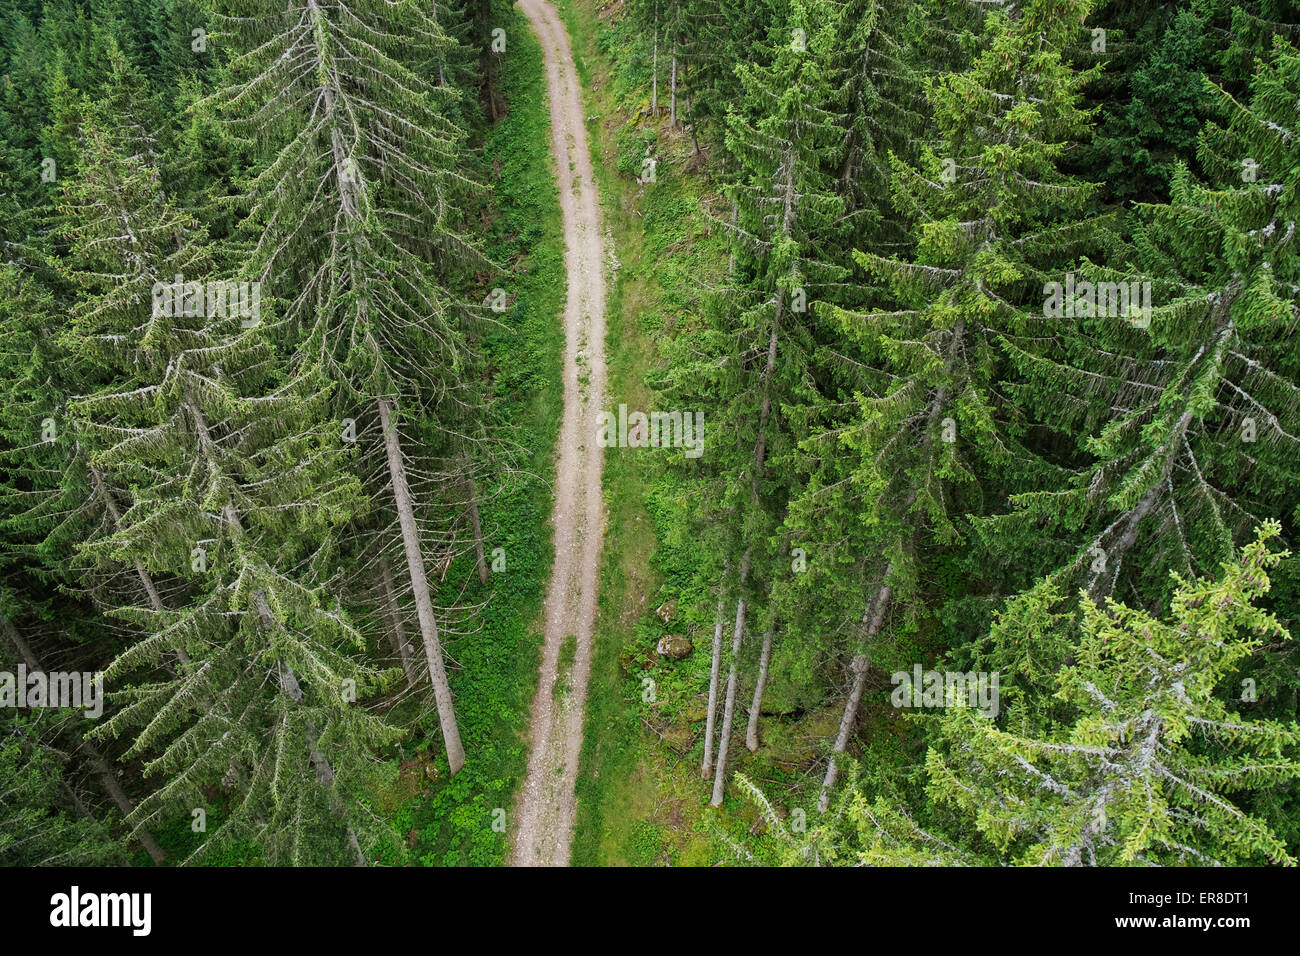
[651,13,659,114]
[378,556,418,687]
[377,397,465,774]
[463,455,489,585]
[817,571,893,812]
[700,594,725,778]
[83,753,167,865]
[745,626,773,752]
[710,551,750,806]
[314,14,463,770]
[2,614,167,865]
[669,51,677,126]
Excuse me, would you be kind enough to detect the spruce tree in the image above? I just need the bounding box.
[658,0,845,803]
[798,0,1111,810]
[983,36,1300,688]
[929,524,1298,866]
[54,56,400,863]
[205,0,496,773]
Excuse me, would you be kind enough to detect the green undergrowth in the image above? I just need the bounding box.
[553,0,942,867]
[366,14,565,867]
[555,0,766,867]
[132,11,565,869]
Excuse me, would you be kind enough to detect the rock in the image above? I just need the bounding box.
[656,598,678,623]
[655,633,693,660]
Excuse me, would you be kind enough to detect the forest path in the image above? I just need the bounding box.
[510,0,608,867]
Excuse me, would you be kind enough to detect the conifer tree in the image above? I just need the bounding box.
[798,0,1111,810]
[3,613,166,864]
[779,524,1300,866]
[206,0,497,773]
[927,524,1298,866]
[659,0,845,802]
[982,36,1300,687]
[0,723,123,866]
[52,57,400,863]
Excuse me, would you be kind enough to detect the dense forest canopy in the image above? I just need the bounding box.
[1,0,1299,869]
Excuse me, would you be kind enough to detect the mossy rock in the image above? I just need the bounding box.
[655,633,693,660]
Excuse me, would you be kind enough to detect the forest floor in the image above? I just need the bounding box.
[556,0,814,866]
[509,0,609,866]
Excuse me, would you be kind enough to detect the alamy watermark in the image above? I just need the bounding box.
[891,665,999,718]
[50,886,150,936]
[597,403,703,458]
[151,275,261,327]
[1044,272,1151,328]
[0,666,102,718]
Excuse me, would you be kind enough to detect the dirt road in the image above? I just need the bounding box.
[510,0,608,867]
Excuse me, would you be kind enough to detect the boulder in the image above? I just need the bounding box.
[655,633,693,660]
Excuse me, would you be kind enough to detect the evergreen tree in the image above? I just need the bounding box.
[796,0,1112,810]
[52,56,401,863]
[983,36,1300,688]
[923,524,1296,865]
[658,0,846,803]
[0,726,123,866]
[205,0,498,773]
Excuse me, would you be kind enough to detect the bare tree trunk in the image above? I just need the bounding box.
[83,753,167,865]
[745,626,773,752]
[817,572,892,813]
[710,551,750,806]
[378,557,418,687]
[700,595,725,778]
[314,14,464,770]
[2,614,167,865]
[669,51,677,126]
[651,14,658,114]
[817,656,869,813]
[465,468,489,585]
[377,397,465,774]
